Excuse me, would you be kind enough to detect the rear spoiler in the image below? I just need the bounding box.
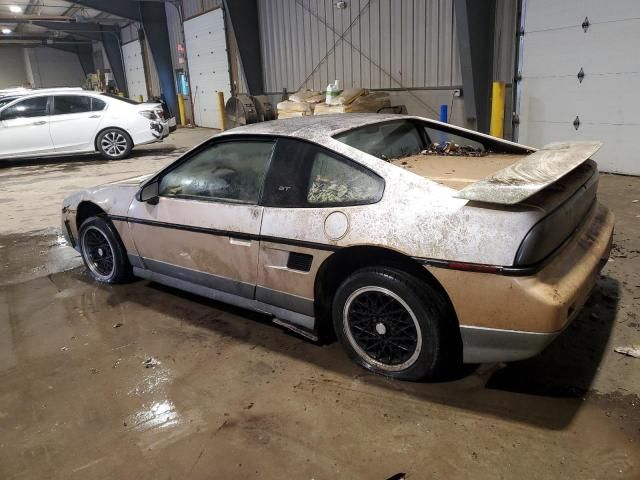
[454,141,603,205]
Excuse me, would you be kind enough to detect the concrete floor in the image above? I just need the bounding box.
[0,128,638,479]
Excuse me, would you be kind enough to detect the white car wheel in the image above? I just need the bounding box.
[97,128,132,160]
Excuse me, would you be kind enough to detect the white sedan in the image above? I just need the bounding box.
[0,90,169,160]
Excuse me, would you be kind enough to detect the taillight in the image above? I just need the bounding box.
[156,110,165,120]
[139,110,157,120]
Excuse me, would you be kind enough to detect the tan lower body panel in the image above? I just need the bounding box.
[111,219,138,254]
[429,203,614,334]
[258,241,332,301]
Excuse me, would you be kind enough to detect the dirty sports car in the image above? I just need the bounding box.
[61,114,614,380]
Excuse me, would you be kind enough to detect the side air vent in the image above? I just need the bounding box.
[287,252,313,272]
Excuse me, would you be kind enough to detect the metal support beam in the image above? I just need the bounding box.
[71,1,178,113]
[34,21,127,96]
[138,1,178,117]
[47,43,96,76]
[76,43,96,76]
[223,0,264,95]
[454,0,496,133]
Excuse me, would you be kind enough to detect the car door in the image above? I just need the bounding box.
[257,139,385,324]
[49,95,106,153]
[128,138,275,299]
[0,96,53,159]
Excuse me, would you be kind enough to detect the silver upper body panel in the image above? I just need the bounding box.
[63,114,553,266]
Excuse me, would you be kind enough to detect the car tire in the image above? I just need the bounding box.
[332,267,458,381]
[79,216,133,284]
[96,128,133,160]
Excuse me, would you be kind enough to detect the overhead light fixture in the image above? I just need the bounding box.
[9,5,22,13]
[2,27,12,34]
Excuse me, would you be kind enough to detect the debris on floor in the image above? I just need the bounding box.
[143,357,161,368]
[614,345,640,358]
[113,322,123,328]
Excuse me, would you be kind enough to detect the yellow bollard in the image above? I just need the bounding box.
[490,81,506,138]
[217,91,226,131]
[177,93,186,127]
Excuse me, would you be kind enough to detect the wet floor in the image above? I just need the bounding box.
[0,130,639,479]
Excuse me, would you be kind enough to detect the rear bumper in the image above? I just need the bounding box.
[429,202,614,363]
[460,326,558,363]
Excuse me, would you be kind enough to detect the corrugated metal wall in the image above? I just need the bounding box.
[258,0,462,93]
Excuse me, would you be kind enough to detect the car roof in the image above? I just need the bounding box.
[217,113,407,141]
[218,113,531,153]
[2,88,89,98]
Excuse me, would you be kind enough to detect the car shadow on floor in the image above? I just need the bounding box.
[94,273,619,431]
[0,145,181,169]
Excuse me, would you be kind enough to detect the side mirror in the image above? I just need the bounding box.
[137,181,159,205]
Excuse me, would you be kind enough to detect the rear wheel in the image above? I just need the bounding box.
[332,267,457,381]
[96,128,133,160]
[79,216,132,283]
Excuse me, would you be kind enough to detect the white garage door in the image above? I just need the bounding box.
[122,40,147,100]
[517,0,640,174]
[122,40,148,101]
[184,9,231,129]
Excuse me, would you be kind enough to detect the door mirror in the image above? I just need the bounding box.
[137,181,159,204]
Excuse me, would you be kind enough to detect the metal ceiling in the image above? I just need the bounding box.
[0,0,130,44]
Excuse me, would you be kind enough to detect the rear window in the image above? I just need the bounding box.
[100,93,140,105]
[91,97,107,111]
[334,120,424,160]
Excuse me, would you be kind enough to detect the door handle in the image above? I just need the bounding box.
[89,115,101,119]
[33,121,47,126]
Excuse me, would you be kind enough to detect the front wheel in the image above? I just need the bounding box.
[96,128,133,160]
[79,216,132,283]
[332,267,458,381]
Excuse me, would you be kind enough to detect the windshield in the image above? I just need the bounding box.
[0,96,19,110]
[100,93,140,105]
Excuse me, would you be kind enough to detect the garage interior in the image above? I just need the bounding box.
[1,0,639,478]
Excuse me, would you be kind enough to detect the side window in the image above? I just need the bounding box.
[263,139,384,207]
[307,152,382,205]
[53,95,91,115]
[423,126,485,151]
[0,96,48,120]
[91,97,107,112]
[158,140,274,204]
